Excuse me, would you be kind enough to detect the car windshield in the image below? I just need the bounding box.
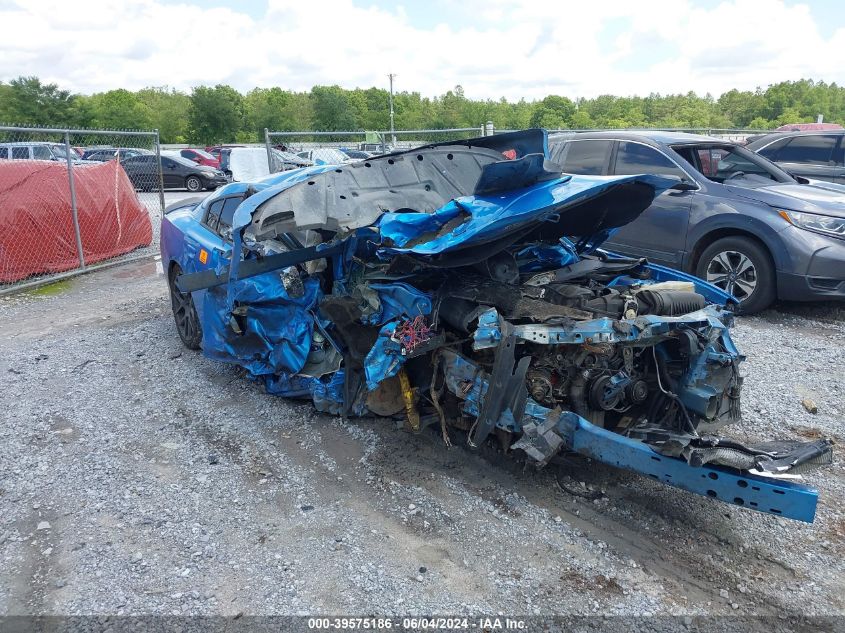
[274,150,304,161]
[673,144,794,184]
[191,149,216,160]
[308,148,349,165]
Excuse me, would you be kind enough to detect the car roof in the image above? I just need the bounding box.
[86,147,146,151]
[0,141,63,146]
[745,129,845,150]
[549,130,729,146]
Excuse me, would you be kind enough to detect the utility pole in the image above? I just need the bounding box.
[388,73,397,147]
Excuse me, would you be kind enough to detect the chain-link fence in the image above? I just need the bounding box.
[263,125,766,171]
[0,125,164,293]
[263,126,490,169]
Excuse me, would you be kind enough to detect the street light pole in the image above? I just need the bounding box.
[388,73,397,146]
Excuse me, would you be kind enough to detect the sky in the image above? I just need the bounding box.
[2,0,845,100]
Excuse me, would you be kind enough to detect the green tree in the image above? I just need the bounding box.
[529,95,576,129]
[6,74,845,137]
[311,85,358,131]
[188,85,244,144]
[87,89,154,130]
[717,89,766,127]
[747,116,773,130]
[0,82,15,122]
[136,87,190,142]
[352,87,390,130]
[569,107,594,129]
[1,76,77,126]
[244,87,302,138]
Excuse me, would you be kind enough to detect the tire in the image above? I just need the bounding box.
[168,264,203,349]
[695,236,776,314]
[185,176,203,192]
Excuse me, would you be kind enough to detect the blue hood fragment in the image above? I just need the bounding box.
[377,173,674,259]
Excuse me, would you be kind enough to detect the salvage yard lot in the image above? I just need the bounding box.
[1,259,843,619]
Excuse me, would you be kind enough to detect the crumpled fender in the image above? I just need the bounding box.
[200,273,321,376]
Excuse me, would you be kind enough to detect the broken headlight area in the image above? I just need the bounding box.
[172,129,832,523]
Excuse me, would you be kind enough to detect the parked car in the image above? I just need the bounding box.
[0,142,86,162]
[120,154,227,192]
[82,147,153,162]
[775,122,843,132]
[205,144,245,162]
[296,148,354,165]
[271,149,313,171]
[217,148,313,182]
[745,131,845,183]
[161,129,832,523]
[548,131,845,312]
[338,148,373,159]
[359,142,393,154]
[177,148,220,168]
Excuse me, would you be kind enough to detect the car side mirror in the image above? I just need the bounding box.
[670,180,697,191]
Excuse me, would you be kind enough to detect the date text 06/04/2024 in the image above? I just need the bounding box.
[307,617,527,630]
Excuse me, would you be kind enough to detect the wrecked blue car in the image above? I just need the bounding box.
[160,129,832,523]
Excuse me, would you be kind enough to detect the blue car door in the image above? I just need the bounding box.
[602,141,694,267]
[180,196,240,280]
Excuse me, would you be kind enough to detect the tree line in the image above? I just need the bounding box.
[2,76,845,144]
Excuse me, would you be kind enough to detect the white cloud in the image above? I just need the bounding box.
[1,0,844,100]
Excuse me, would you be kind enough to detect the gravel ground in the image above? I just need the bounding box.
[0,259,843,624]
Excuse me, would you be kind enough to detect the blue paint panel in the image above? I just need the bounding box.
[472,308,501,350]
[515,240,578,272]
[364,283,432,325]
[364,322,405,390]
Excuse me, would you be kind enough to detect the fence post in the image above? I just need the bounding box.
[485,121,494,136]
[264,128,273,173]
[64,130,85,269]
[154,129,165,215]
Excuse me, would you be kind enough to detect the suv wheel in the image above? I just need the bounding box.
[695,236,776,313]
[185,176,203,192]
[168,264,203,349]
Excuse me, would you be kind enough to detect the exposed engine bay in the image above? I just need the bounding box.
[167,129,833,523]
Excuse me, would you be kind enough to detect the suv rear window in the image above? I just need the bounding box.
[555,140,611,175]
[777,135,838,164]
[11,147,29,159]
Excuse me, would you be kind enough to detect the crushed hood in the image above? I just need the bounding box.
[234,129,674,253]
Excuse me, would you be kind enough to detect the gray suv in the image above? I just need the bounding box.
[0,141,84,162]
[746,131,845,183]
[549,131,845,312]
